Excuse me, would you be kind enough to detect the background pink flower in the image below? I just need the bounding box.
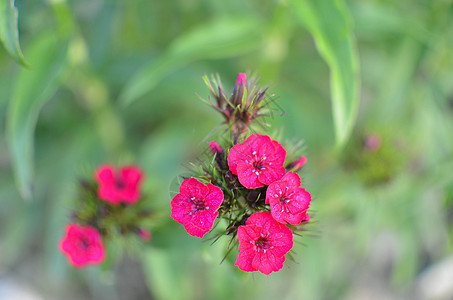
[266,172,311,225]
[227,134,286,189]
[138,229,152,241]
[59,224,105,267]
[95,165,143,205]
[171,178,224,238]
[235,211,293,275]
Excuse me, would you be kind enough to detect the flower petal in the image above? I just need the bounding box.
[265,180,286,204]
[268,227,293,257]
[170,193,192,223]
[281,172,301,189]
[95,165,116,185]
[98,185,121,204]
[237,163,263,189]
[236,225,259,272]
[121,166,143,186]
[258,166,285,186]
[95,165,122,204]
[184,210,216,238]
[179,177,209,198]
[252,250,285,275]
[270,140,287,166]
[205,183,224,209]
[227,135,257,174]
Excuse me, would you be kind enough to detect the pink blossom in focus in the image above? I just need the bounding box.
[95,165,143,205]
[228,134,286,189]
[235,212,293,275]
[266,172,311,225]
[59,224,105,267]
[171,178,224,238]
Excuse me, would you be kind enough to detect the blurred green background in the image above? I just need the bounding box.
[1,0,453,299]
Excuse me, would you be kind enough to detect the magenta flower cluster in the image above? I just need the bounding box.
[171,131,311,274]
[170,74,312,275]
[60,165,148,267]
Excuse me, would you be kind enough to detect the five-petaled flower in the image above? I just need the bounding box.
[95,165,143,205]
[266,172,311,225]
[228,134,286,189]
[235,211,293,275]
[60,224,105,267]
[171,178,224,238]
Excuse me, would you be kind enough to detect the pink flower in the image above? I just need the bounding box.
[235,212,293,275]
[301,214,310,223]
[294,155,307,169]
[236,73,247,86]
[95,165,143,205]
[364,134,381,151]
[171,178,224,238]
[266,172,311,225]
[138,229,152,241]
[286,155,307,171]
[59,224,105,267]
[209,141,223,154]
[227,134,286,189]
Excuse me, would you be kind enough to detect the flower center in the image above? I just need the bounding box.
[115,173,126,189]
[253,160,264,170]
[280,195,291,204]
[255,237,269,250]
[77,237,91,251]
[188,197,210,216]
[254,232,273,253]
[245,151,270,176]
[194,199,205,210]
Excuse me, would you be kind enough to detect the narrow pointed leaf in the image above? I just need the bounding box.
[290,0,360,149]
[6,33,67,199]
[0,0,28,67]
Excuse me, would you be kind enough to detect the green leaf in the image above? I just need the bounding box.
[0,0,28,67]
[289,0,360,150]
[6,33,67,199]
[119,17,263,106]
